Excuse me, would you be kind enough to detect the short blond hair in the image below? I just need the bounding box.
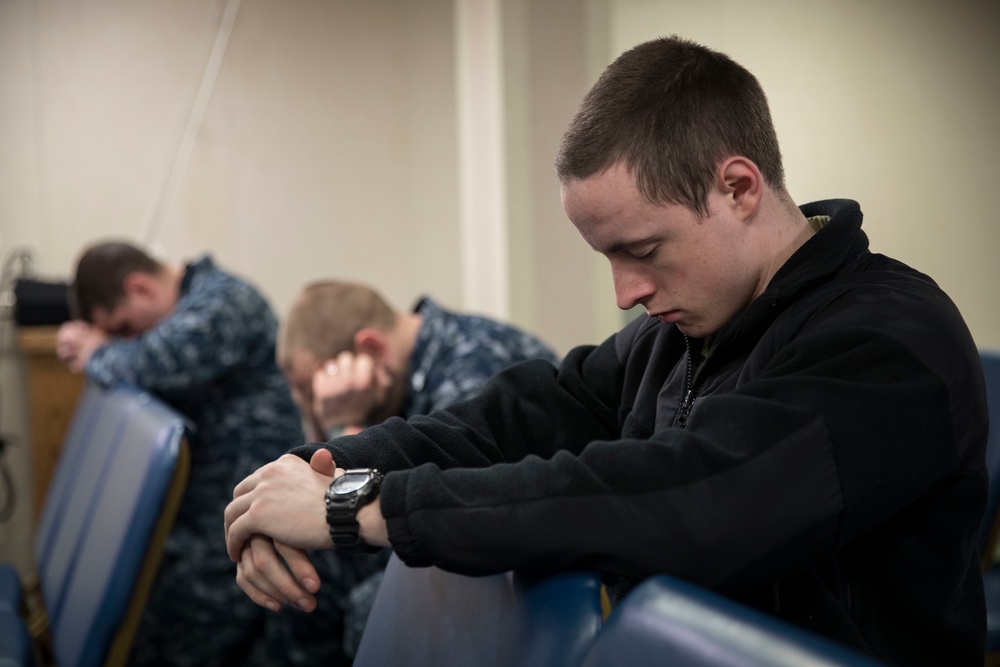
[278,280,398,370]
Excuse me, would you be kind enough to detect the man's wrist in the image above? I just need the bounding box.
[357,497,390,549]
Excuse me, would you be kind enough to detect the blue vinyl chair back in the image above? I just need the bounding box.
[354,554,603,667]
[35,387,142,625]
[581,575,883,667]
[47,388,186,667]
[0,609,33,667]
[979,350,1000,560]
[516,572,605,666]
[0,567,21,613]
[33,383,106,559]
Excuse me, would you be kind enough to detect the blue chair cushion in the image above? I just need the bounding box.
[984,566,1000,651]
[978,351,1000,558]
[0,610,32,667]
[0,565,21,612]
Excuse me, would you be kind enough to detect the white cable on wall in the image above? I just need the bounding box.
[139,0,242,248]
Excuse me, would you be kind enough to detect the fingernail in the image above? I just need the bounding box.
[265,600,279,612]
[303,577,317,591]
[296,598,313,611]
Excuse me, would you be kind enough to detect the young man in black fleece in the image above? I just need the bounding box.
[224,35,988,665]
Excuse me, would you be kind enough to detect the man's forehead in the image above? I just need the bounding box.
[562,164,644,217]
[564,190,665,255]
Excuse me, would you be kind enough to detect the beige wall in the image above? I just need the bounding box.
[1,0,463,312]
[1,0,998,571]
[502,0,624,349]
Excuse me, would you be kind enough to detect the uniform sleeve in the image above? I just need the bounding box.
[419,325,560,414]
[422,352,557,414]
[85,281,269,399]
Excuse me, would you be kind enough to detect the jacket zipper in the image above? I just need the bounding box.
[676,335,703,428]
[678,335,786,618]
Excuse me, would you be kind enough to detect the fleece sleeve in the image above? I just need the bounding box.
[378,309,981,594]
[295,277,984,594]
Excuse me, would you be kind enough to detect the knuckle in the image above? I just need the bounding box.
[249,548,268,570]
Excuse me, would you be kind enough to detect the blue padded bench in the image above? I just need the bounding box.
[979,350,1000,654]
[581,574,883,667]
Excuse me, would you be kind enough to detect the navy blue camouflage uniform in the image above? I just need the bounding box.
[84,256,346,666]
[405,297,559,416]
[333,296,561,655]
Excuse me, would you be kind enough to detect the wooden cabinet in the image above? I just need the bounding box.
[17,326,85,520]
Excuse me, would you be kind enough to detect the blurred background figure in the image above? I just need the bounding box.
[55,241,348,666]
[277,279,560,656]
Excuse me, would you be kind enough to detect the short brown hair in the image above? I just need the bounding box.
[71,241,163,322]
[555,35,786,215]
[277,281,398,370]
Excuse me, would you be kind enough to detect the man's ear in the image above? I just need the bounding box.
[716,156,763,221]
[353,328,389,362]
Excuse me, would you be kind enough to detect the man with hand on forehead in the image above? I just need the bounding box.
[55,241,343,665]
[275,279,559,655]
[277,280,559,440]
[226,36,988,666]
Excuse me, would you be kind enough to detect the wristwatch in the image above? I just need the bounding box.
[324,468,384,553]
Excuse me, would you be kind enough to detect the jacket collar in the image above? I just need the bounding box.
[717,198,868,345]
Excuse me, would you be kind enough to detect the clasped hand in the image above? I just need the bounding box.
[55,320,108,373]
[224,450,337,611]
[224,448,389,613]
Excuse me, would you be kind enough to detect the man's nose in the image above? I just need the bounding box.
[611,264,654,311]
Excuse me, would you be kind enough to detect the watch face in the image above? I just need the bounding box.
[332,471,371,494]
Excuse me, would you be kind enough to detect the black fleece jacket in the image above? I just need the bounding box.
[294,199,987,665]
